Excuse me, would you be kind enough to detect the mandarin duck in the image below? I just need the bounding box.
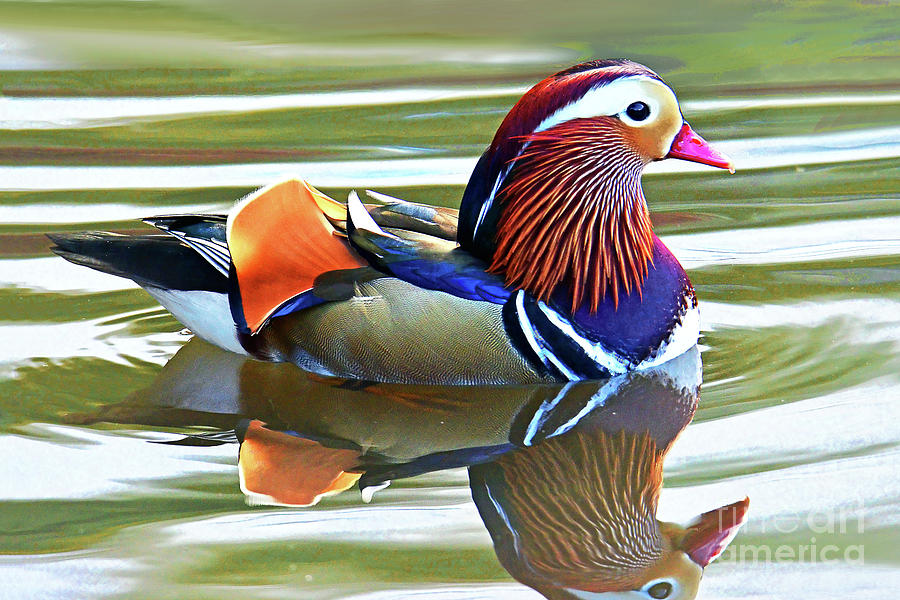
[50,59,733,384]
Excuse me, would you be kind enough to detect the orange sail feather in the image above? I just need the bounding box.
[227,178,367,333]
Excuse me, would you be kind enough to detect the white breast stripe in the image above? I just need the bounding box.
[514,291,540,356]
[515,291,579,380]
[542,348,580,381]
[535,300,632,374]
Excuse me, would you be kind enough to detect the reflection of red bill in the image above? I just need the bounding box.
[238,420,361,507]
[682,496,750,567]
[667,123,735,173]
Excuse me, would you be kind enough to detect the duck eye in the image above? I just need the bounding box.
[647,581,672,599]
[626,101,651,121]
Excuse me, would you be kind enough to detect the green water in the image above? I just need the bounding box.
[1,1,899,598]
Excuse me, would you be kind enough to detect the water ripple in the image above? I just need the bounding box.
[0,87,527,130]
[0,313,181,378]
[0,424,234,500]
[0,127,897,190]
[3,89,899,130]
[668,215,900,268]
[0,202,225,225]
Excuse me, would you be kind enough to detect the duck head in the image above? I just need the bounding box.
[458,59,733,312]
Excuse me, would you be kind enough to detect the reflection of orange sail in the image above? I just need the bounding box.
[238,420,361,507]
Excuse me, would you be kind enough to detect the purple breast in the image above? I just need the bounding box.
[550,235,694,364]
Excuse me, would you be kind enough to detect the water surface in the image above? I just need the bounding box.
[1,1,899,598]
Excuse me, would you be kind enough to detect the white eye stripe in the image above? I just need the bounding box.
[534,75,677,134]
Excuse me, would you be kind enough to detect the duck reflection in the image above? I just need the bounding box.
[470,403,746,600]
[68,341,747,599]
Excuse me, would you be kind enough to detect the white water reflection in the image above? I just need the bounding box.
[701,299,900,335]
[4,89,900,130]
[0,257,138,292]
[0,87,527,130]
[0,553,131,600]
[0,202,225,225]
[0,312,181,378]
[683,93,900,113]
[345,569,900,600]
[342,584,544,599]
[162,502,485,547]
[0,126,897,190]
[704,565,899,600]
[0,158,471,190]
[662,382,899,574]
[667,381,900,493]
[4,385,891,595]
[668,215,900,268]
[0,425,234,500]
[0,32,62,71]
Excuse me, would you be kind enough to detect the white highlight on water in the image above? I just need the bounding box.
[0,126,896,191]
[666,214,900,269]
[0,87,527,130]
[3,88,899,130]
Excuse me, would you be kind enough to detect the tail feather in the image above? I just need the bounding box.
[48,231,226,293]
[143,214,231,276]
